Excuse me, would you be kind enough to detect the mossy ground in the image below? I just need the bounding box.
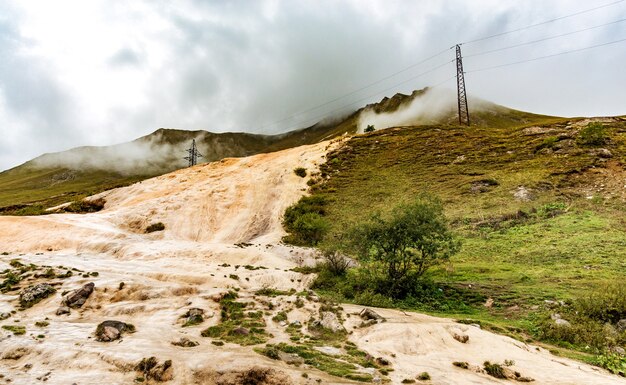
[293,116,626,359]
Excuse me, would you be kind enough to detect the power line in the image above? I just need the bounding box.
[465,18,626,58]
[461,0,625,45]
[257,48,452,131]
[468,37,626,73]
[275,60,456,132]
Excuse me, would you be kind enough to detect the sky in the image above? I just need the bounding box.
[0,0,625,171]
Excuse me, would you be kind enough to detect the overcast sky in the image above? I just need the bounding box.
[1,0,625,171]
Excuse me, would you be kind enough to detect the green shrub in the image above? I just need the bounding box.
[535,136,559,151]
[483,361,506,379]
[283,196,329,246]
[145,222,165,233]
[364,125,375,133]
[577,122,607,147]
[347,195,460,299]
[294,167,307,178]
[575,282,626,324]
[417,372,430,380]
[594,351,626,376]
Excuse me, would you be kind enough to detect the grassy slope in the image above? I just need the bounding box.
[305,115,626,355]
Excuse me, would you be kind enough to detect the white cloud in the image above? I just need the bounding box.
[0,0,625,170]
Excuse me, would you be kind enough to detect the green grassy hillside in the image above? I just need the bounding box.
[0,87,553,215]
[290,115,626,364]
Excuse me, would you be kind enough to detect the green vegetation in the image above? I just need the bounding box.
[364,125,375,133]
[282,116,626,368]
[35,321,49,327]
[145,222,165,233]
[283,196,330,246]
[2,325,26,335]
[452,361,469,369]
[417,372,431,380]
[346,196,460,299]
[577,122,607,147]
[200,291,268,345]
[294,167,307,178]
[594,352,626,376]
[483,361,506,379]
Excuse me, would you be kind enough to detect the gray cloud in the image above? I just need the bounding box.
[1,0,625,171]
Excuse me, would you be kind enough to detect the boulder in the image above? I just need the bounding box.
[136,357,173,382]
[231,327,249,335]
[554,318,571,327]
[182,308,204,326]
[171,337,199,347]
[95,320,135,342]
[616,319,626,333]
[319,311,345,333]
[278,351,304,365]
[62,282,95,308]
[359,308,383,322]
[56,306,71,316]
[19,283,56,308]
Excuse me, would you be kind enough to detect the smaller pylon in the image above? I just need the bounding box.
[455,44,470,126]
[184,139,203,167]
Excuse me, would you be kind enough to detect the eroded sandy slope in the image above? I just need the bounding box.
[1,139,625,384]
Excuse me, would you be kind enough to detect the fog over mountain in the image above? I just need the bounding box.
[1,0,625,171]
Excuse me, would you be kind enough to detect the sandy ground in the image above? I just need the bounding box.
[1,140,625,384]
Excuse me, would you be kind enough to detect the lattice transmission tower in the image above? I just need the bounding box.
[184,139,203,167]
[455,44,470,126]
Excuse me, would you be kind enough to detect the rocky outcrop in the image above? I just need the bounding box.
[19,283,56,308]
[62,282,95,308]
[136,357,173,382]
[171,337,199,347]
[310,311,346,333]
[95,320,135,342]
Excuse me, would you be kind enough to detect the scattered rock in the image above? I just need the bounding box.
[182,308,205,326]
[278,351,304,365]
[0,312,10,320]
[171,337,199,347]
[95,320,135,342]
[317,311,345,333]
[231,327,249,335]
[56,306,71,316]
[591,148,613,158]
[62,282,95,308]
[19,283,56,308]
[554,319,571,327]
[523,126,557,135]
[616,319,626,333]
[513,186,533,202]
[484,298,494,308]
[314,346,342,356]
[611,346,626,355]
[452,155,466,164]
[550,313,562,320]
[375,357,390,366]
[359,308,384,322]
[453,333,469,343]
[136,357,173,382]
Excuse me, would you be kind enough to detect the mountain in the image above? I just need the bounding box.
[0,88,556,214]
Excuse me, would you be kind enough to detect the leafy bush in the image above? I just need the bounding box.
[594,352,626,376]
[293,167,307,178]
[283,196,329,245]
[575,282,626,324]
[145,222,165,233]
[348,195,460,298]
[577,122,607,147]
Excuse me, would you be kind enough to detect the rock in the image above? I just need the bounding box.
[231,327,249,335]
[551,313,562,320]
[19,283,56,308]
[319,311,346,333]
[1,347,30,360]
[360,319,378,328]
[62,282,95,308]
[592,148,613,158]
[279,321,287,327]
[182,308,204,326]
[611,346,626,355]
[290,320,301,327]
[452,155,466,164]
[0,312,10,320]
[136,357,173,382]
[171,337,199,347]
[484,298,494,308]
[359,308,383,322]
[616,319,626,333]
[453,333,469,343]
[554,319,571,327]
[278,351,304,365]
[95,320,135,342]
[56,306,71,316]
[375,357,390,366]
[513,186,533,202]
[314,346,342,356]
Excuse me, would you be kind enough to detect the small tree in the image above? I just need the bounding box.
[350,195,460,298]
[364,124,375,133]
